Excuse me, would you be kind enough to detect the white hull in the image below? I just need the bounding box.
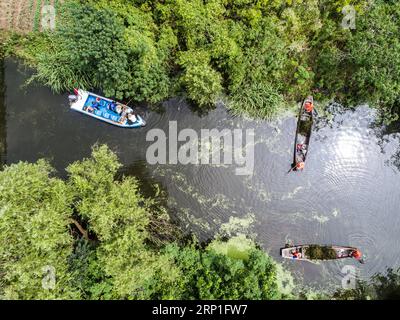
[70,89,146,128]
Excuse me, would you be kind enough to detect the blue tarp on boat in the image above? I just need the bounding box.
[84,94,122,123]
[70,89,146,128]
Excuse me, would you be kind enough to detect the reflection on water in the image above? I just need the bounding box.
[2,58,400,290]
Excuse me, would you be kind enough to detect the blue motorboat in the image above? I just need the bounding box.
[69,89,146,128]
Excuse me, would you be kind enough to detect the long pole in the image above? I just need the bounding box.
[287,164,297,174]
[124,96,135,107]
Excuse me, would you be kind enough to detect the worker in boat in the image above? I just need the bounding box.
[91,100,100,110]
[305,101,314,113]
[119,109,128,124]
[351,249,363,261]
[127,113,137,123]
[108,102,117,113]
[296,161,305,171]
[291,249,301,259]
[115,104,123,115]
[296,143,307,152]
[297,144,307,159]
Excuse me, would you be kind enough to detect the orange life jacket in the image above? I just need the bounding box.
[296,162,305,170]
[305,102,314,113]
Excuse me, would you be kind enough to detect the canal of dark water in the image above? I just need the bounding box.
[1,58,400,291]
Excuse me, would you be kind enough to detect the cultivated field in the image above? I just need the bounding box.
[0,0,62,33]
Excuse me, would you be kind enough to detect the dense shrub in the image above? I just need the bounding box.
[13,0,400,120]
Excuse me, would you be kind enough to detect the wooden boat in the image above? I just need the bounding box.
[291,96,314,171]
[69,89,146,128]
[280,244,364,263]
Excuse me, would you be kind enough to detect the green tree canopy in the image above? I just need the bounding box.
[0,145,287,300]
[0,160,77,299]
[14,0,400,120]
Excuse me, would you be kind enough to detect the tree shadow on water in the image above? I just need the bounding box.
[0,56,6,168]
[117,161,183,244]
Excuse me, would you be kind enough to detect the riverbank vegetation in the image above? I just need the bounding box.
[1,144,400,299]
[1,0,400,120]
[0,145,290,299]
[332,267,400,300]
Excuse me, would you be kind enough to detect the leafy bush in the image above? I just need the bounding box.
[314,0,400,119]
[12,0,400,120]
[179,50,223,108]
[0,145,286,300]
[157,237,282,300]
[0,160,78,299]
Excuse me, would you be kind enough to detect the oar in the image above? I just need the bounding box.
[124,96,135,107]
[287,164,297,174]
